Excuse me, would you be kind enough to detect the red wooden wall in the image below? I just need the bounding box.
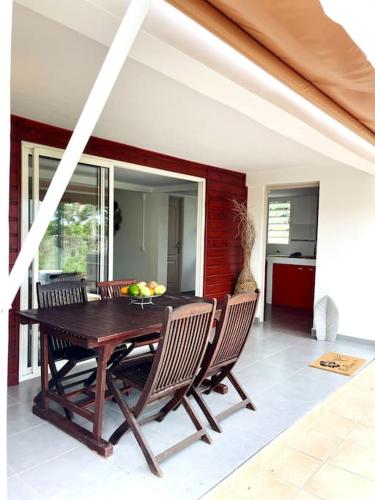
[8,115,247,384]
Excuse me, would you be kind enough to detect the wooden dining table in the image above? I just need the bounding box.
[18,294,219,457]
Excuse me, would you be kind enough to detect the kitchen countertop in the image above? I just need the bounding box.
[266,256,316,266]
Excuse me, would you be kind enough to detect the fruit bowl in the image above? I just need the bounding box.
[129,294,163,309]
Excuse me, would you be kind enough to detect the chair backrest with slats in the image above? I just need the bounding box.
[96,279,137,300]
[197,292,259,383]
[143,301,216,400]
[48,272,83,282]
[36,279,88,352]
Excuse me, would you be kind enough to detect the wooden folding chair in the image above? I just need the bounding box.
[190,291,259,433]
[96,279,159,357]
[106,300,217,477]
[36,279,97,418]
[96,279,137,299]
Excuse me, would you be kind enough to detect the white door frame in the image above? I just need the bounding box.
[259,181,320,322]
[20,143,206,380]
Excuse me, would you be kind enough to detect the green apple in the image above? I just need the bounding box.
[128,284,140,297]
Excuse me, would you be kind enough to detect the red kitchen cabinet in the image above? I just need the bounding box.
[272,264,315,310]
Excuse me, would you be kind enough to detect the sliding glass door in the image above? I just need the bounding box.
[20,146,113,379]
[19,143,205,381]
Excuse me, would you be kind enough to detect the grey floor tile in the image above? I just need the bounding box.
[83,471,164,500]
[334,340,375,360]
[8,421,79,473]
[7,465,16,478]
[264,345,317,372]
[7,394,18,408]
[127,439,245,500]
[7,403,42,437]
[234,358,297,397]
[8,377,41,406]
[20,446,127,500]
[7,475,45,500]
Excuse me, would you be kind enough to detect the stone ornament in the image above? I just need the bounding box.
[314,295,339,341]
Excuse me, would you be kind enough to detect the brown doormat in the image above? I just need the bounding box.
[309,352,367,376]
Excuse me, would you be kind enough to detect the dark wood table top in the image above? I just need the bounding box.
[18,294,217,347]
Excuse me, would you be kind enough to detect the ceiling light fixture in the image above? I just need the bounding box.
[154,0,375,161]
[320,0,375,68]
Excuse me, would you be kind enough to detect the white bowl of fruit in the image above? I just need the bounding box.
[121,281,166,308]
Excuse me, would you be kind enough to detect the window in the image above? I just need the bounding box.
[267,200,291,244]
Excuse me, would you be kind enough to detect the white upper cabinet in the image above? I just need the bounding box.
[290,195,318,240]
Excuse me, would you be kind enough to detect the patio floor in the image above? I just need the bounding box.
[7,306,375,500]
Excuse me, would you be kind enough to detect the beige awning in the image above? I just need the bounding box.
[167,0,375,145]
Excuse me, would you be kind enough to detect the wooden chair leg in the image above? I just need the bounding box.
[48,352,74,419]
[149,344,155,354]
[155,390,185,422]
[34,358,76,406]
[107,373,162,477]
[181,396,212,444]
[108,344,135,370]
[84,343,135,388]
[83,368,97,387]
[227,372,256,411]
[190,387,223,433]
[51,359,76,387]
[107,375,130,444]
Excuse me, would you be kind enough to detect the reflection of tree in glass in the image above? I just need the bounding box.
[39,202,99,273]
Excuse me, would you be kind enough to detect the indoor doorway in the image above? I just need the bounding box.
[112,166,200,295]
[264,184,320,334]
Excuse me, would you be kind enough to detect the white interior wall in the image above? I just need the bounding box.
[180,196,197,292]
[149,192,169,285]
[113,189,169,283]
[248,164,375,340]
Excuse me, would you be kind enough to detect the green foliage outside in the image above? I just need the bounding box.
[39,202,99,273]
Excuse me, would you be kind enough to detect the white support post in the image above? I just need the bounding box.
[8,0,152,306]
[0,1,14,497]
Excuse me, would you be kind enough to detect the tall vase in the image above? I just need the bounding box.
[235,262,257,293]
[232,200,258,294]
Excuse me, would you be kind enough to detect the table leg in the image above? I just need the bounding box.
[93,344,112,441]
[33,336,116,457]
[40,327,49,410]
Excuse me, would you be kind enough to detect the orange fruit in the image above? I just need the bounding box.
[120,286,129,295]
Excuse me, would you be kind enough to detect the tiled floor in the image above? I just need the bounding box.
[206,359,375,499]
[7,306,375,499]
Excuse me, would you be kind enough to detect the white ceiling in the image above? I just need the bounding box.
[11,2,371,174]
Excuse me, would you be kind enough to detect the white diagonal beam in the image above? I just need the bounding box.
[8,0,152,305]
[0,1,13,497]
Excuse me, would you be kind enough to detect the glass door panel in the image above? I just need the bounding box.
[38,158,109,293]
[20,149,111,378]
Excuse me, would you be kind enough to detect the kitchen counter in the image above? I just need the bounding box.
[266,256,316,304]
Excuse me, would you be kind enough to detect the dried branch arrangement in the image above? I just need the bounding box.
[232,199,257,293]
